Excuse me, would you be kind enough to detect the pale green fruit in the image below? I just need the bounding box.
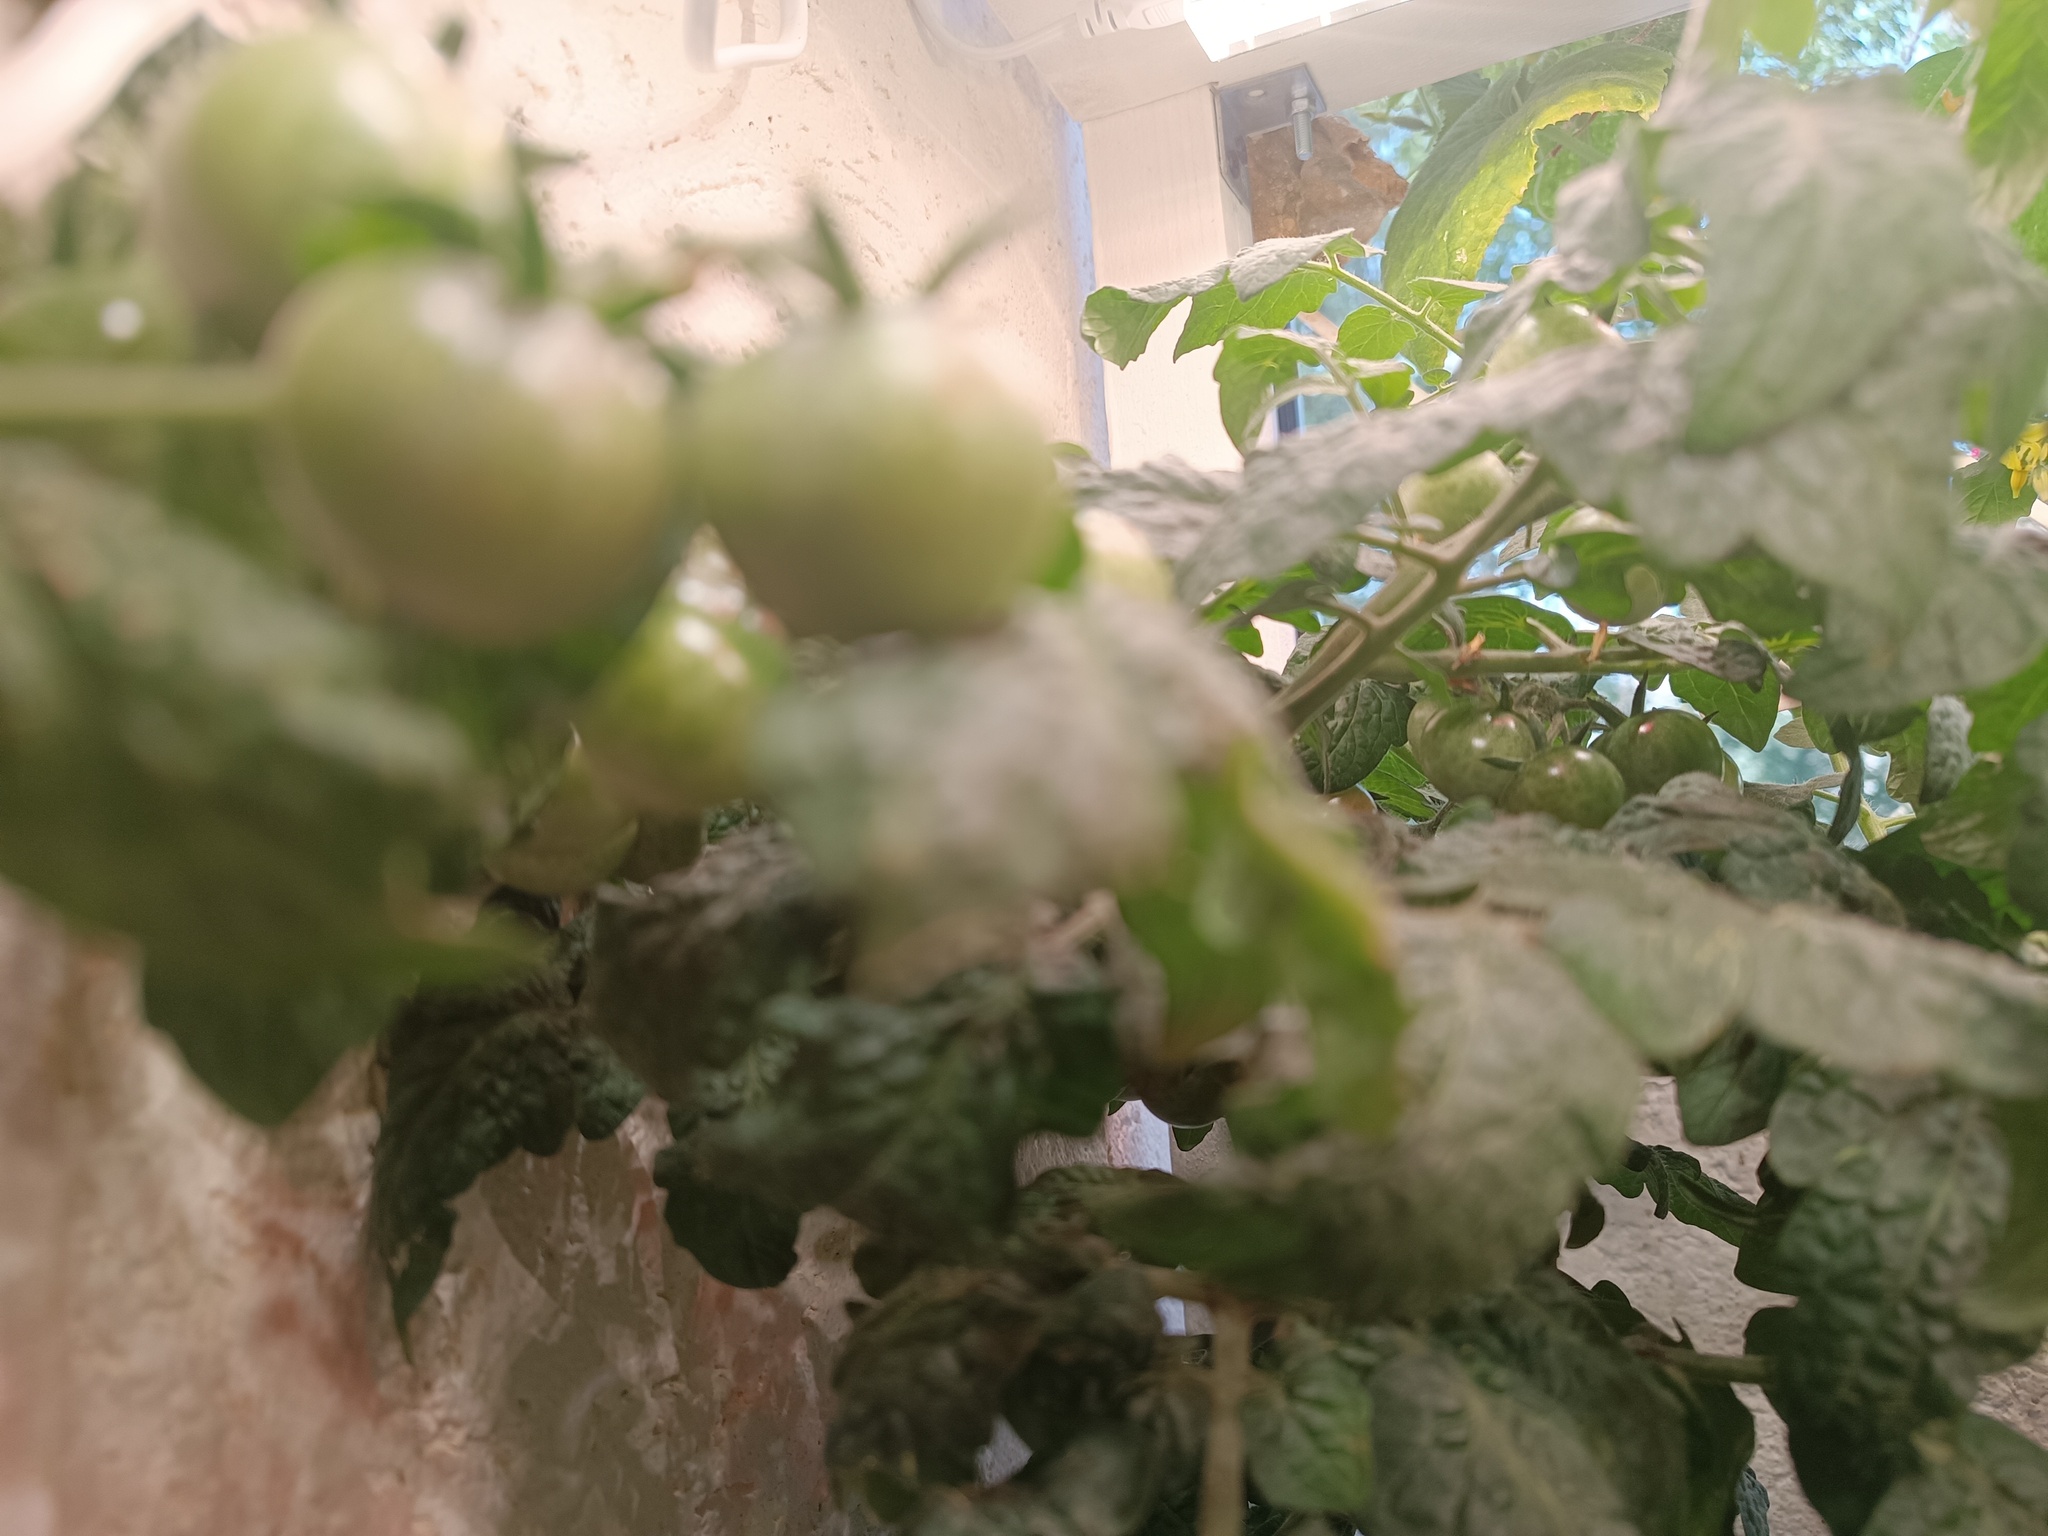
[1488,303,1625,376]
[486,738,640,896]
[1397,450,1514,537]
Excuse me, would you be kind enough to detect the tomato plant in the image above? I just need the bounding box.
[5,6,2048,1536]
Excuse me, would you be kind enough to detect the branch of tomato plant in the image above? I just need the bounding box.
[1348,646,1670,683]
[1200,1301,1255,1536]
[1323,262,1464,358]
[0,363,278,423]
[1826,744,1864,845]
[1274,460,1574,730]
[1625,1338,1775,1386]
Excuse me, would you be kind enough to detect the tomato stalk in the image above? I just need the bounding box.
[0,363,278,423]
[1625,1339,1776,1386]
[1324,262,1465,358]
[1276,458,1574,730]
[1199,1300,1254,1536]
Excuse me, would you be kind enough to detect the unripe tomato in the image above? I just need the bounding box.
[685,308,1066,639]
[577,539,785,818]
[1396,449,1513,536]
[1406,692,1449,757]
[486,736,640,896]
[1488,303,1624,376]
[270,257,675,645]
[0,261,193,478]
[1597,709,1728,797]
[1415,700,1540,803]
[1503,744,1626,828]
[150,26,513,338]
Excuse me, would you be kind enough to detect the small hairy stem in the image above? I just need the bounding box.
[1200,1301,1254,1536]
[1274,461,1573,731]
[1628,1340,1775,1385]
[1356,528,1465,569]
[1828,745,1864,846]
[0,363,279,424]
[1326,264,1464,357]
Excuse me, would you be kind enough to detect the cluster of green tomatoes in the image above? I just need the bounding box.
[1,25,1078,887]
[1408,692,1730,830]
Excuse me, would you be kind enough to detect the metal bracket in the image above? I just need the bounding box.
[686,0,809,71]
[1215,64,1325,212]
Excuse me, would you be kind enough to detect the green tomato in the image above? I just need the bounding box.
[1488,302,1624,376]
[271,257,675,645]
[685,308,1066,639]
[1406,692,1449,757]
[1503,744,1626,828]
[486,736,640,896]
[578,540,785,818]
[1396,449,1513,536]
[0,261,194,479]
[1597,709,1728,797]
[150,26,513,338]
[1415,700,1540,803]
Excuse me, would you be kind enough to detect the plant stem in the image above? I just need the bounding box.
[1828,745,1864,846]
[1274,460,1573,731]
[0,364,279,424]
[1326,264,1464,357]
[1200,1301,1253,1536]
[1628,1340,1775,1385]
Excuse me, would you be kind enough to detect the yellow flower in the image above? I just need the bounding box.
[2000,421,2048,496]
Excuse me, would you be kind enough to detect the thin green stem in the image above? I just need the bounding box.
[1274,460,1573,731]
[1828,744,1864,846]
[1326,263,1464,357]
[1629,1340,1774,1386]
[0,363,279,424]
[1199,1302,1253,1536]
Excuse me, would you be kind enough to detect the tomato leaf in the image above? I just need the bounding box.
[1746,1069,2035,1536]
[368,919,646,1334]
[1080,232,1363,368]
[1962,1098,2048,1337]
[1242,1324,1375,1514]
[1601,1139,1762,1247]
[1335,305,1417,362]
[1381,43,1673,305]
[1674,1028,1796,1146]
[1968,0,2048,222]
[1295,677,1413,794]
[1865,1414,2048,1536]
[652,1150,802,1289]
[1671,666,1780,751]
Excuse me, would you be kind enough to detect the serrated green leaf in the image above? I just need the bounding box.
[1969,0,2048,221]
[1674,1028,1795,1146]
[652,1149,801,1289]
[369,921,646,1333]
[1967,646,2048,756]
[1092,905,1639,1316]
[1336,306,1418,362]
[1295,679,1413,793]
[1858,821,2035,955]
[1000,1265,1161,1458]
[1382,44,1673,304]
[1749,1068,2036,1536]
[586,824,846,1097]
[1866,1414,2048,1536]
[1905,45,1976,114]
[1243,1324,1375,1514]
[1917,760,2036,870]
[1687,551,1824,641]
[1601,1140,1761,1246]
[1671,667,1780,752]
[1081,234,1362,369]
[1178,266,1340,359]
[1961,449,2031,524]
[1215,330,1322,452]
[1962,1097,2048,1336]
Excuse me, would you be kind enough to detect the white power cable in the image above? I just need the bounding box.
[685,0,810,70]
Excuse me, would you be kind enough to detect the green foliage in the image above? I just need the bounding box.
[368,913,645,1332]
[1293,670,1413,793]
[1080,234,1364,369]
[1969,0,2048,221]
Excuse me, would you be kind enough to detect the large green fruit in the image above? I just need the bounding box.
[0,261,193,477]
[1406,692,1449,757]
[686,309,1066,639]
[1396,449,1513,536]
[1488,302,1624,376]
[1503,744,1626,828]
[1598,709,1728,797]
[1414,700,1540,803]
[270,257,675,645]
[578,540,785,818]
[151,26,513,338]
